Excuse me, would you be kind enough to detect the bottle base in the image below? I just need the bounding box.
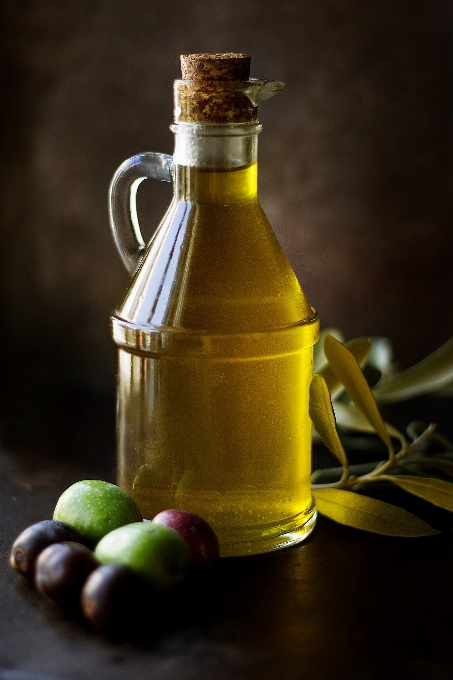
[219,509,317,558]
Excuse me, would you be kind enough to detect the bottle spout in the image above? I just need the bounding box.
[235,79,285,107]
[175,53,285,123]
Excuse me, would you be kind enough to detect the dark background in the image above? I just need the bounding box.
[1,4,453,678]
[1,0,452,393]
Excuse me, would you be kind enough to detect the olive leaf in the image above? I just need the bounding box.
[366,336,394,379]
[309,375,348,470]
[333,402,407,448]
[313,488,440,537]
[434,383,453,397]
[323,334,394,459]
[313,327,345,373]
[399,458,453,480]
[372,336,453,403]
[320,337,372,398]
[379,474,453,513]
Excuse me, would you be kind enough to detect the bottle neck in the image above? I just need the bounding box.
[171,123,261,203]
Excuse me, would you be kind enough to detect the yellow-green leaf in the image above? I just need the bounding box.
[313,327,344,373]
[372,336,453,403]
[367,336,394,379]
[313,488,440,537]
[309,375,348,469]
[320,337,372,397]
[380,475,453,513]
[333,402,407,449]
[324,334,394,458]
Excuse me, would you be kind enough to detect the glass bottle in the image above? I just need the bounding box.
[109,54,319,556]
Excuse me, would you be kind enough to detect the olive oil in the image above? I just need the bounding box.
[114,163,319,556]
[110,52,319,556]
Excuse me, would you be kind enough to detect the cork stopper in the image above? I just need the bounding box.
[180,53,251,81]
[175,53,257,123]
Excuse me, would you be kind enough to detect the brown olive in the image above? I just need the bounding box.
[81,563,151,633]
[35,541,98,604]
[10,520,84,578]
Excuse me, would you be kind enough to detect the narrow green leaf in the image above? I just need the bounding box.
[333,402,406,448]
[367,336,394,379]
[313,327,344,373]
[381,475,453,513]
[399,458,453,480]
[372,336,453,403]
[324,334,394,457]
[309,375,348,469]
[313,488,440,537]
[320,337,372,397]
[434,382,453,397]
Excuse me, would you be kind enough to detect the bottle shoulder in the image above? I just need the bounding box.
[116,197,314,333]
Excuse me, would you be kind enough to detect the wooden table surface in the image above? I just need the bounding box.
[1,382,453,680]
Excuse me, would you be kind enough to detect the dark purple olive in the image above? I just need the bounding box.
[151,509,219,569]
[35,541,98,603]
[81,563,151,633]
[10,520,84,578]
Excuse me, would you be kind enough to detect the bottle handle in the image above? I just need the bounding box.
[108,152,174,275]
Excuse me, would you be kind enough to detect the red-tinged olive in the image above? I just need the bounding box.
[151,509,219,569]
[81,563,151,633]
[35,541,98,604]
[10,520,84,578]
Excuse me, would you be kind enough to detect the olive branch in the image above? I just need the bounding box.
[310,331,453,536]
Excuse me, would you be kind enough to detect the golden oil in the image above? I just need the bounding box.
[114,163,319,556]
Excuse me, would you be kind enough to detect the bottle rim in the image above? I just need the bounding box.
[170,122,263,137]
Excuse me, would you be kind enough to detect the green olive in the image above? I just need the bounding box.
[53,480,142,546]
[95,522,191,591]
